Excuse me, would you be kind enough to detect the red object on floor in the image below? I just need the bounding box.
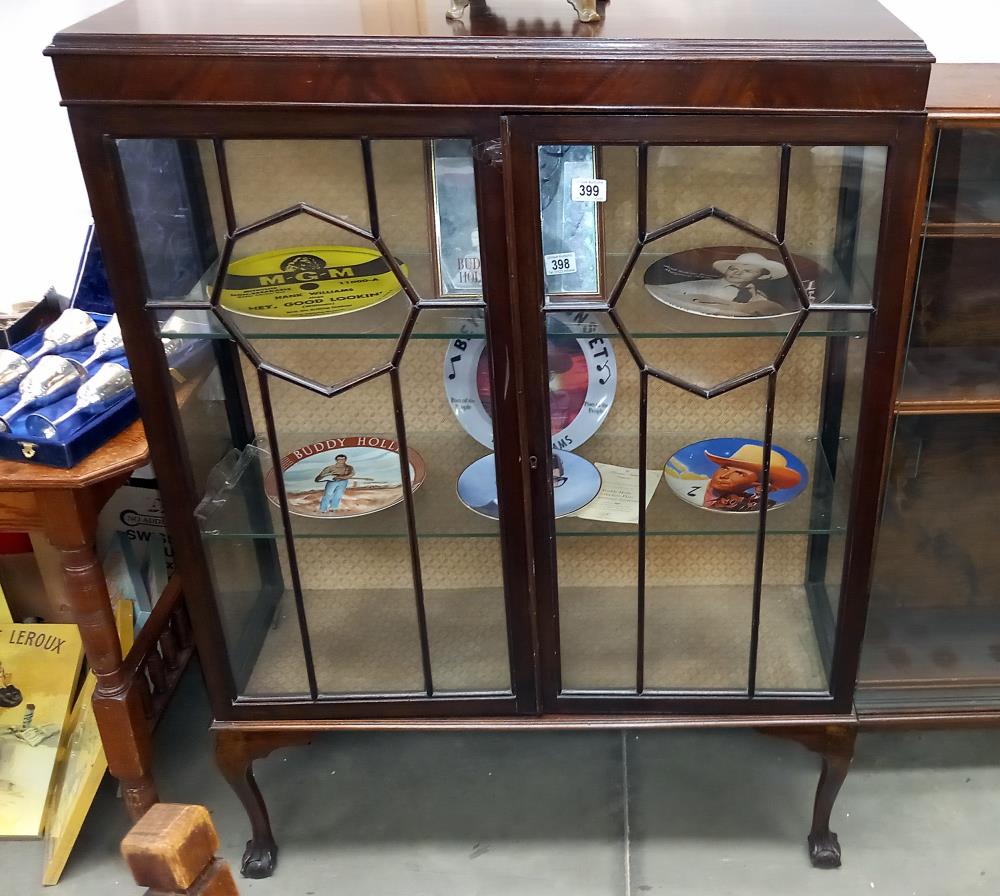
[0,533,32,554]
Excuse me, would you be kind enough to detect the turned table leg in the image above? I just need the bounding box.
[42,486,159,821]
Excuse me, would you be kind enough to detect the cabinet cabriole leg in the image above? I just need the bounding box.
[758,723,857,869]
[213,728,311,879]
[807,726,856,868]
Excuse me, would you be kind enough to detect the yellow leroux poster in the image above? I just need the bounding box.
[43,600,134,885]
[219,245,407,319]
[0,623,83,838]
[0,582,12,625]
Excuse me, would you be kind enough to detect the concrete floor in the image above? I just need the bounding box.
[7,664,1000,895]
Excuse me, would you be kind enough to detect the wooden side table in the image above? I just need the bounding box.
[0,419,192,821]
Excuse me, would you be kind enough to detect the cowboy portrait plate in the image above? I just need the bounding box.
[664,437,809,514]
[458,449,602,520]
[264,437,425,520]
[644,246,834,320]
[445,311,616,450]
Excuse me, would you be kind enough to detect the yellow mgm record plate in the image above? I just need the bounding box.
[219,246,407,320]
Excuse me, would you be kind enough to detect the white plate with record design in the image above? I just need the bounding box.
[264,437,425,520]
[458,449,602,520]
[644,246,834,320]
[444,311,616,450]
[219,246,406,320]
[663,437,809,514]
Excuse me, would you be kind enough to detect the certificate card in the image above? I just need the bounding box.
[571,462,661,525]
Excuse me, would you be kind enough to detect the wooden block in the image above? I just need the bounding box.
[122,804,219,891]
[187,858,238,896]
[146,859,239,896]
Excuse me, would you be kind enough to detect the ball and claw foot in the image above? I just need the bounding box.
[808,830,842,869]
[241,838,277,879]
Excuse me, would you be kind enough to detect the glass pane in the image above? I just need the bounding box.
[863,125,1000,711]
[860,415,1000,710]
[538,144,601,297]
[641,377,764,693]
[118,137,513,701]
[786,146,886,306]
[378,140,437,299]
[757,334,868,692]
[537,141,882,699]
[928,129,1000,225]
[160,340,297,697]
[647,145,781,235]
[900,127,1000,409]
[116,138,221,303]
[558,535,637,692]
[226,139,370,232]
[430,139,482,298]
[900,236,1000,408]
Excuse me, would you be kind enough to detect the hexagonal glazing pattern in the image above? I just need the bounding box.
[204,139,481,398]
[601,145,814,401]
[190,137,491,701]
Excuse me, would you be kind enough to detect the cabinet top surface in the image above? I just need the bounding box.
[54,0,924,51]
[928,64,1000,114]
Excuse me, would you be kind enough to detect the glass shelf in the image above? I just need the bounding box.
[552,287,870,340]
[197,431,849,541]
[156,249,871,343]
[197,432,496,541]
[556,432,849,537]
[923,222,1000,239]
[897,346,1000,413]
[859,605,1000,692]
[160,289,870,343]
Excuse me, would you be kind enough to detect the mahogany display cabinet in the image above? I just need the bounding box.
[859,65,1000,722]
[48,0,932,878]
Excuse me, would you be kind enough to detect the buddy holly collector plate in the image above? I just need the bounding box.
[264,437,425,520]
[445,311,616,451]
[664,437,809,514]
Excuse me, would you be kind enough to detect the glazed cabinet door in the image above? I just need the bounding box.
[505,114,923,715]
[77,112,535,719]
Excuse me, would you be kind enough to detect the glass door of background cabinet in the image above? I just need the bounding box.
[110,125,533,717]
[859,121,1000,712]
[507,114,918,714]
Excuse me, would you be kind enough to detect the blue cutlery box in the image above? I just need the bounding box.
[0,312,139,468]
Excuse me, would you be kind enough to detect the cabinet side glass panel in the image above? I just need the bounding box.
[862,124,1000,711]
[860,415,1000,710]
[161,336,302,697]
[927,129,1000,225]
[118,137,513,702]
[900,236,1000,408]
[900,127,1000,411]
